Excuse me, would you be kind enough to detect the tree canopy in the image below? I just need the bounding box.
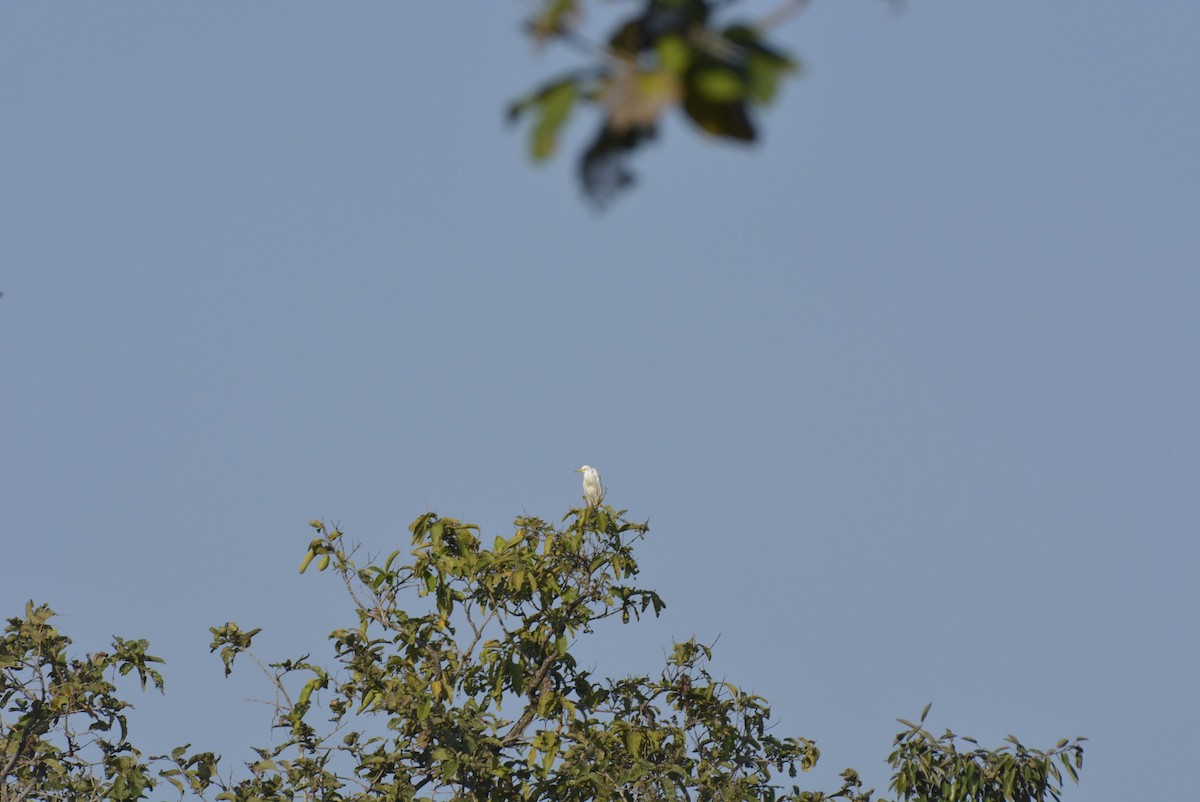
[2,503,1084,802]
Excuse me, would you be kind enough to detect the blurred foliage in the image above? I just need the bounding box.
[508,0,805,204]
[3,506,1083,801]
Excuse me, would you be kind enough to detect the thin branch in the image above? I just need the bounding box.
[525,17,622,68]
[500,650,562,748]
[457,603,498,676]
[757,0,814,31]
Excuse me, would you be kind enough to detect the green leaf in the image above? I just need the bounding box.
[656,34,692,75]
[682,93,756,141]
[745,51,798,104]
[297,678,317,706]
[509,77,582,162]
[383,549,402,572]
[531,80,579,161]
[692,67,746,102]
[723,24,800,105]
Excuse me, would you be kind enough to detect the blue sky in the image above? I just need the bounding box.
[3,2,1197,799]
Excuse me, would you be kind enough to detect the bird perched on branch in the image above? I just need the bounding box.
[576,465,604,507]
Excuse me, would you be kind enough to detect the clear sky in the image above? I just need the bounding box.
[3,2,1197,800]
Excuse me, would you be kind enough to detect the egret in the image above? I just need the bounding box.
[576,465,604,507]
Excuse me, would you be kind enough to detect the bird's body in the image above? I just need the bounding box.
[576,465,604,507]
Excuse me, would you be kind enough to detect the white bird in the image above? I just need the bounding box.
[576,465,604,507]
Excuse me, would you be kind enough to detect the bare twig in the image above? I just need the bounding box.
[757,0,814,31]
